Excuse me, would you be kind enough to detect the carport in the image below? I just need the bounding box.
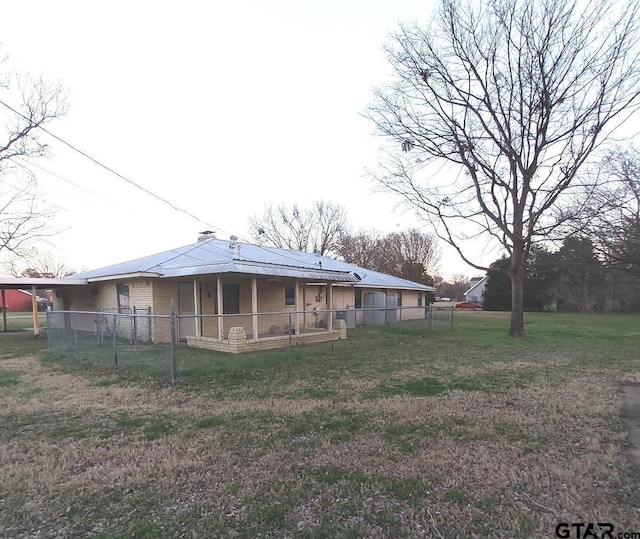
[0,277,87,336]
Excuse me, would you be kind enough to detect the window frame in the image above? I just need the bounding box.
[284,284,296,306]
[222,283,240,314]
[354,288,362,309]
[116,283,130,312]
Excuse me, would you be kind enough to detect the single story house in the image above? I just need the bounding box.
[464,276,487,304]
[56,235,435,352]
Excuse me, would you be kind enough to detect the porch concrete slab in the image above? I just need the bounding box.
[623,384,640,474]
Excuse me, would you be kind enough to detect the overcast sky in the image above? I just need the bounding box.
[0,1,493,278]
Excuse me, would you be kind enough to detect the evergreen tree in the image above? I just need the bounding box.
[484,247,558,311]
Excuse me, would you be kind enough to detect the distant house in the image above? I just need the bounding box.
[57,235,435,353]
[1,289,35,312]
[464,276,487,304]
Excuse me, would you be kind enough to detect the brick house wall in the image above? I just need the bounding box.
[59,276,428,343]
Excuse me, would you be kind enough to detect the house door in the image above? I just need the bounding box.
[178,282,197,340]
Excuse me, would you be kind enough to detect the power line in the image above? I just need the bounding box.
[0,98,218,231]
[11,157,121,207]
[0,99,351,268]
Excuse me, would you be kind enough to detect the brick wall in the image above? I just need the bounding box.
[301,283,330,329]
[187,319,348,354]
[399,290,427,321]
[151,279,178,342]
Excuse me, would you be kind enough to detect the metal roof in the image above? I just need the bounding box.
[66,238,435,291]
[0,277,88,289]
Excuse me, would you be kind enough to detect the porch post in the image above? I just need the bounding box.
[302,285,307,330]
[327,282,333,331]
[193,279,200,337]
[251,277,258,339]
[217,276,224,339]
[294,281,300,334]
[31,285,40,337]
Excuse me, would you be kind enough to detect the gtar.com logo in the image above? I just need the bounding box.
[555,522,640,539]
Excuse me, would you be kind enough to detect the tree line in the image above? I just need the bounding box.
[484,145,640,313]
[484,236,640,313]
[249,201,441,287]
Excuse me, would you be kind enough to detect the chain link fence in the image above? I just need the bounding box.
[45,305,455,384]
[46,309,176,380]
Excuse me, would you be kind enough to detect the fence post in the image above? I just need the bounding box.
[288,311,292,350]
[133,307,137,345]
[74,327,78,356]
[170,300,178,385]
[147,306,152,343]
[46,310,51,350]
[429,306,434,330]
[450,306,454,330]
[113,314,118,366]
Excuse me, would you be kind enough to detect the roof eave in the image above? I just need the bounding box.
[85,272,163,283]
[161,262,359,283]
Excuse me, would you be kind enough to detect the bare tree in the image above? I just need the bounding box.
[0,60,67,254]
[4,247,71,278]
[578,147,640,277]
[314,201,349,256]
[450,274,471,302]
[338,228,440,284]
[366,0,640,336]
[436,274,471,302]
[249,201,349,255]
[335,229,383,268]
[377,229,440,283]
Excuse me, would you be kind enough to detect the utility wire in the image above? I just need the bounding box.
[1,99,344,269]
[0,98,218,231]
[11,157,121,207]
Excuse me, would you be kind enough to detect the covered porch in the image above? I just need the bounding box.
[168,266,358,351]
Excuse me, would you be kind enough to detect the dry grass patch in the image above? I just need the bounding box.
[2,312,640,538]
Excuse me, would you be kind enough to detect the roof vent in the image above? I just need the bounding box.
[229,235,238,250]
[198,230,216,242]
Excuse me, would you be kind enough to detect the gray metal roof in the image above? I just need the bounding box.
[67,238,435,291]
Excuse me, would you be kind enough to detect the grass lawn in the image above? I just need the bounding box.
[0,311,45,333]
[1,311,639,537]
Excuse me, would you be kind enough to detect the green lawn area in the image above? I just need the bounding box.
[1,311,639,537]
[0,311,45,333]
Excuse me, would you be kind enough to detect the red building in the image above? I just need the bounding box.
[1,289,35,312]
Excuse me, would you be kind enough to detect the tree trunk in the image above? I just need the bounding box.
[509,248,526,337]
